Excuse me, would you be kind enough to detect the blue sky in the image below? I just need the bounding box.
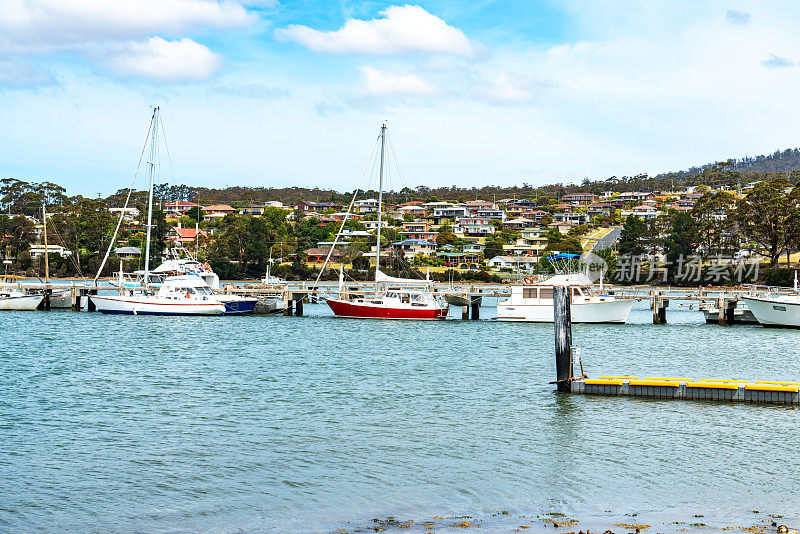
[2,1,800,196]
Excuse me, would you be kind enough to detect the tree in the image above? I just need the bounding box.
[483,238,504,260]
[617,215,648,256]
[186,206,203,222]
[691,191,735,255]
[436,230,457,246]
[735,177,794,267]
[663,212,699,282]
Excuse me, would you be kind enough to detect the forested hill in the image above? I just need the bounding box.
[6,148,800,211]
[655,148,800,181]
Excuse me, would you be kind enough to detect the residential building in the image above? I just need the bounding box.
[562,193,598,204]
[400,221,438,242]
[168,225,208,246]
[487,255,539,273]
[239,205,264,216]
[202,204,236,220]
[503,217,535,230]
[304,247,344,263]
[554,211,588,225]
[393,239,437,258]
[164,201,201,217]
[355,199,379,214]
[108,207,139,221]
[293,200,343,212]
[621,204,662,221]
[453,217,495,236]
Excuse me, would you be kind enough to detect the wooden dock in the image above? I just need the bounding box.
[551,285,800,405]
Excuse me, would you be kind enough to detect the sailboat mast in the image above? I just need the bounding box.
[374,123,386,294]
[42,203,49,284]
[143,106,159,287]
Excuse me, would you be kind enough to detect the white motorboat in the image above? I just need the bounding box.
[740,294,800,327]
[92,274,225,316]
[0,288,43,311]
[497,273,636,323]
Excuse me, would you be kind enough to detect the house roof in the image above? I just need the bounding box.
[203,204,234,211]
[172,227,207,239]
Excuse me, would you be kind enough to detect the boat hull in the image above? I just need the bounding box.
[326,298,448,320]
[219,297,258,315]
[0,294,44,311]
[91,295,225,316]
[497,298,635,323]
[741,296,800,327]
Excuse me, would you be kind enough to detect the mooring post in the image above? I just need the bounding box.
[718,296,726,326]
[462,306,469,320]
[295,297,303,316]
[470,297,480,320]
[725,299,736,325]
[553,285,573,392]
[659,298,668,324]
[652,293,660,324]
[284,298,294,316]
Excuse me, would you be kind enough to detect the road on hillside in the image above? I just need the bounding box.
[592,226,622,251]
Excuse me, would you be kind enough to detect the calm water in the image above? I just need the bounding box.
[1,301,799,533]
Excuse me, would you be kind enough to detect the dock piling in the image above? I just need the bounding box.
[553,286,574,392]
[470,297,480,320]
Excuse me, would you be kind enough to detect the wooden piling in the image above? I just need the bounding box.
[553,286,573,392]
[462,306,469,320]
[470,298,480,320]
[284,299,294,316]
[294,297,303,316]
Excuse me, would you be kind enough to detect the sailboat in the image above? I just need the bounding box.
[0,260,43,310]
[90,107,226,316]
[324,124,449,320]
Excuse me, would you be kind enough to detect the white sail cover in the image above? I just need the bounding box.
[375,269,432,285]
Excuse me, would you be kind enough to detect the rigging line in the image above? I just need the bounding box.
[49,219,86,279]
[92,110,154,286]
[159,117,177,188]
[310,131,382,294]
[386,132,409,194]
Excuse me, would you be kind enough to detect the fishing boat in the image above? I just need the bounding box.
[0,289,43,311]
[91,274,225,315]
[699,301,758,325]
[91,107,225,317]
[740,294,800,327]
[497,272,636,323]
[0,261,43,310]
[323,124,448,320]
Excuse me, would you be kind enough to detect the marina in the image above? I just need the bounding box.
[2,300,799,533]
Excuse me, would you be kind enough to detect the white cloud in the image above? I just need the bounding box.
[0,0,253,52]
[105,37,221,82]
[0,57,54,87]
[275,5,479,57]
[360,66,436,96]
[477,73,534,104]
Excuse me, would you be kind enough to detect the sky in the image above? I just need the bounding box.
[2,1,800,196]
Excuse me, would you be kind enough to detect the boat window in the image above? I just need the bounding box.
[386,292,398,299]
[573,287,584,296]
[538,288,553,299]
[522,288,536,299]
[400,293,410,303]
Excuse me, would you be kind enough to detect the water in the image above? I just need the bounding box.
[1,302,798,533]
